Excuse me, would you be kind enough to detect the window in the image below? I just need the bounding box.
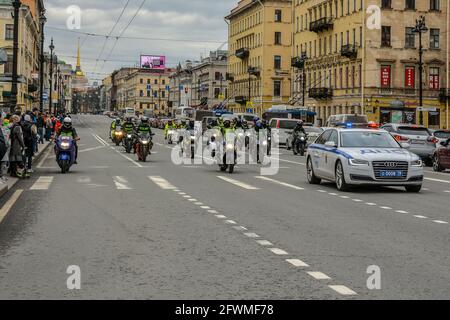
[5,24,13,40]
[381,26,391,47]
[275,9,282,22]
[405,0,415,10]
[429,67,440,89]
[405,27,415,48]
[430,0,440,10]
[429,110,440,126]
[139,90,144,97]
[273,80,281,97]
[274,55,282,69]
[215,72,222,81]
[154,79,158,84]
[430,29,440,48]
[275,32,282,45]
[140,79,143,84]
[4,54,13,74]
[381,0,392,8]
[214,88,220,98]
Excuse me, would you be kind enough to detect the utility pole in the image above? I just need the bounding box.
[301,52,307,108]
[39,10,46,114]
[49,38,54,115]
[10,0,21,113]
[413,16,428,126]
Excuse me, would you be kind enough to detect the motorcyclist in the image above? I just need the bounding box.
[293,120,306,135]
[164,120,176,139]
[178,119,187,129]
[111,118,121,139]
[134,117,153,153]
[122,116,135,135]
[55,117,80,164]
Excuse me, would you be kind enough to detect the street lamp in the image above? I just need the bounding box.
[10,0,21,113]
[413,16,428,125]
[49,38,55,115]
[38,9,46,114]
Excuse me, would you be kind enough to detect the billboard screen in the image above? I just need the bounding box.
[140,55,166,70]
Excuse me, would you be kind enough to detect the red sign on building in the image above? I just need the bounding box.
[405,67,415,88]
[381,66,391,87]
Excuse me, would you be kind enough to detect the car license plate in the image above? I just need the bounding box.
[411,140,425,144]
[379,170,403,178]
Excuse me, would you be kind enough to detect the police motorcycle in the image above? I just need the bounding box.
[112,126,124,146]
[207,127,222,158]
[136,132,154,162]
[292,131,308,156]
[178,122,196,160]
[123,132,134,153]
[55,136,76,174]
[167,127,178,145]
[219,134,238,174]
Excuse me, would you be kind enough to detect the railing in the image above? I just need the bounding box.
[309,87,333,99]
[310,17,333,33]
[226,73,235,81]
[341,44,357,58]
[234,95,248,105]
[235,48,250,59]
[291,56,306,69]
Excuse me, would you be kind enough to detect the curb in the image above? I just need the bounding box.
[0,142,52,199]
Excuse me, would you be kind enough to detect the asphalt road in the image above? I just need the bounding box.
[0,115,448,300]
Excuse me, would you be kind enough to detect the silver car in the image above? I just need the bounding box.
[380,124,437,166]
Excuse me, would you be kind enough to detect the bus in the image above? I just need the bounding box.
[262,108,316,124]
[124,107,136,118]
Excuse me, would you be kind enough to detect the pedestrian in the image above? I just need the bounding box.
[36,112,45,145]
[9,115,25,178]
[0,114,11,182]
[45,113,53,141]
[21,114,37,175]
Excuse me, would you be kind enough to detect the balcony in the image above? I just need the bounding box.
[226,73,235,81]
[248,67,260,76]
[234,96,248,105]
[341,44,358,59]
[291,56,306,69]
[235,48,250,59]
[309,17,333,33]
[439,88,449,102]
[309,88,333,100]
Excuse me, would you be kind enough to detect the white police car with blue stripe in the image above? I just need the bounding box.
[306,128,424,192]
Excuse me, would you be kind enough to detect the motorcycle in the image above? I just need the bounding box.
[220,138,237,174]
[292,132,308,156]
[179,129,196,159]
[123,133,134,153]
[208,129,221,158]
[167,128,177,145]
[136,133,153,162]
[55,136,76,174]
[112,129,124,146]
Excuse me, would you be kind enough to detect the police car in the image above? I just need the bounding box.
[306,128,424,192]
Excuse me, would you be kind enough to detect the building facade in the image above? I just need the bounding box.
[226,0,292,114]
[292,0,448,128]
[169,61,195,111]
[0,0,44,112]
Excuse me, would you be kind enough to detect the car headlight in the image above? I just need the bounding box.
[348,159,369,166]
[411,159,423,167]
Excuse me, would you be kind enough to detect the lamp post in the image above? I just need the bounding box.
[10,0,21,113]
[301,52,308,108]
[49,38,54,115]
[38,10,46,114]
[413,16,428,126]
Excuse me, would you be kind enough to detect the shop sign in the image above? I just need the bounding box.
[381,66,391,87]
[405,67,415,88]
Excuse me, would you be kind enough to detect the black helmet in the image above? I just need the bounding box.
[297,120,304,126]
[141,116,149,124]
[223,120,231,128]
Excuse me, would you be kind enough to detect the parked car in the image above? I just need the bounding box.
[380,124,437,166]
[432,138,450,172]
[432,129,450,146]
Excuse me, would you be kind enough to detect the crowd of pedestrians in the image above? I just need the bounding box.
[0,108,63,181]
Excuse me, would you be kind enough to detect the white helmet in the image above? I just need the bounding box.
[63,117,72,128]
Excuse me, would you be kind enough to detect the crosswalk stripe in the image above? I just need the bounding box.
[30,176,54,190]
[255,176,304,190]
[149,176,176,190]
[217,176,260,190]
[113,176,133,190]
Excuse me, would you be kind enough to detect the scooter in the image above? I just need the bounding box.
[55,136,76,174]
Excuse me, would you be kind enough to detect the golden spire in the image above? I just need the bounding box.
[75,38,84,76]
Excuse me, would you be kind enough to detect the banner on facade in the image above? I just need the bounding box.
[381,66,391,87]
[405,67,415,88]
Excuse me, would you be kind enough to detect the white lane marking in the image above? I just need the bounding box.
[307,272,331,280]
[120,153,143,168]
[0,190,23,223]
[433,220,449,224]
[277,158,306,166]
[340,196,350,199]
[424,177,450,184]
[194,202,203,205]
[380,206,392,210]
[113,176,132,190]
[173,189,180,192]
[352,199,363,202]
[244,233,260,238]
[201,206,211,209]
[414,215,428,219]
[396,210,409,214]
[328,193,338,196]
[255,176,304,190]
[92,134,108,146]
[318,190,327,193]
[208,210,219,214]
[37,146,53,168]
[286,259,309,267]
[148,176,176,190]
[77,176,92,184]
[215,215,227,219]
[256,240,273,246]
[366,203,377,206]
[78,146,105,153]
[269,248,289,255]
[233,226,248,231]
[444,190,450,193]
[187,198,197,201]
[178,192,186,195]
[217,176,260,190]
[30,176,54,190]
[329,285,357,296]
[225,220,237,225]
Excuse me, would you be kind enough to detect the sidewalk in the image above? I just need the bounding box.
[0,141,52,198]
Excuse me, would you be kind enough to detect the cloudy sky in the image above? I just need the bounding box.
[45,0,236,83]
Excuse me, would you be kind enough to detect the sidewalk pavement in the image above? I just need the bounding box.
[0,141,52,198]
